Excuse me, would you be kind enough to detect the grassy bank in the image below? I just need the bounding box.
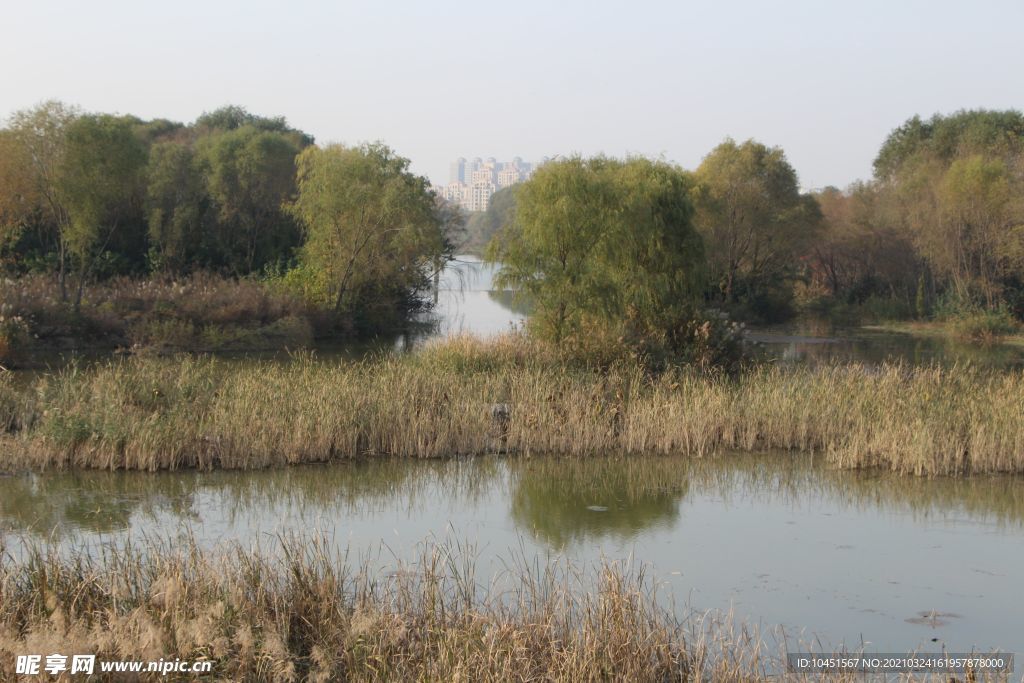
[2,335,1022,475]
[0,273,322,365]
[0,536,846,682]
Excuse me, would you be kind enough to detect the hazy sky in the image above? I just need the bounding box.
[2,0,1022,189]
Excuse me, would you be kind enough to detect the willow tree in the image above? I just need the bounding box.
[146,141,206,271]
[197,125,304,274]
[937,155,1023,307]
[0,130,39,264]
[693,139,820,318]
[488,156,705,350]
[290,143,448,326]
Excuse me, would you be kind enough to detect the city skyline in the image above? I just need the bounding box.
[437,156,538,212]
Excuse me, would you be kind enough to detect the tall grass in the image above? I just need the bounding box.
[0,536,742,682]
[1,536,1011,682]
[2,334,1022,475]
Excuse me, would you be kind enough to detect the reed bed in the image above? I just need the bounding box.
[2,536,978,683]
[1,334,1022,475]
[0,536,727,682]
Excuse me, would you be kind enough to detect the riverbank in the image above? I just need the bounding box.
[2,335,1021,476]
[0,273,327,367]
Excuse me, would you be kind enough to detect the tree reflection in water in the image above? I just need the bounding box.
[508,456,690,548]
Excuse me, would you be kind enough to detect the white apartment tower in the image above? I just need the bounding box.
[439,156,535,212]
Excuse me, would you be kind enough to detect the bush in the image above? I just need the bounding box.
[949,307,1020,343]
[552,309,747,373]
[859,294,915,322]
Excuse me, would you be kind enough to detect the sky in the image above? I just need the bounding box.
[2,0,1022,189]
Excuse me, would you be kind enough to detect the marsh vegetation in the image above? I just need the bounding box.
[1,335,1021,476]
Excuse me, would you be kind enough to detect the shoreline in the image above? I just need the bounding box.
[860,321,1024,348]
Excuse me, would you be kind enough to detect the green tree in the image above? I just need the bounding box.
[4,101,79,295]
[195,105,314,146]
[874,110,1024,180]
[937,155,1022,307]
[692,139,820,319]
[197,125,303,274]
[146,141,207,271]
[59,114,147,306]
[873,111,1024,312]
[464,185,516,253]
[289,143,448,326]
[489,156,705,351]
[0,130,40,264]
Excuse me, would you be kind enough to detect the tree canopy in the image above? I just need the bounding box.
[289,143,449,328]
[489,156,705,352]
[692,139,820,320]
[870,110,1024,313]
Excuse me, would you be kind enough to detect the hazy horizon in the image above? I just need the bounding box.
[3,0,1021,190]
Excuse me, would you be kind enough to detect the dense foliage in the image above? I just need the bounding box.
[0,103,315,281]
[288,143,450,329]
[692,139,821,321]
[0,102,448,348]
[487,156,744,367]
[805,110,1024,322]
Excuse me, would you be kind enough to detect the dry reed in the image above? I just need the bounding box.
[1,334,1021,476]
[0,536,714,682]
[1,535,986,682]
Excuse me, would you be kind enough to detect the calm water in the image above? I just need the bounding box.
[428,257,1024,368]
[2,454,1022,658]
[747,323,1024,369]
[415,254,527,338]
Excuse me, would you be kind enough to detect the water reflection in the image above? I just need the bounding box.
[509,458,688,547]
[749,323,1024,369]
[421,255,526,338]
[4,454,1024,654]
[4,454,1024,542]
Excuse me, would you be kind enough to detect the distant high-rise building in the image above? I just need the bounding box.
[449,157,466,184]
[466,157,482,183]
[471,167,495,185]
[497,166,521,189]
[437,156,536,211]
[439,182,467,204]
[467,181,496,212]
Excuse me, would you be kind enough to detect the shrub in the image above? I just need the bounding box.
[950,307,1020,343]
